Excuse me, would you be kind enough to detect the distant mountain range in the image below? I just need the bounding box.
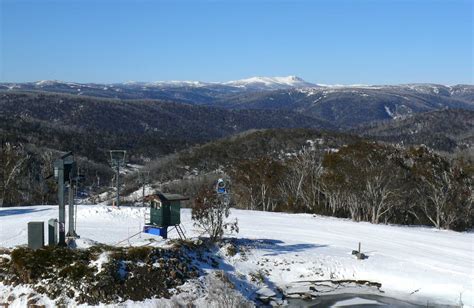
[214,84,474,127]
[3,75,473,93]
[1,76,316,92]
[0,91,331,162]
[1,78,472,192]
[1,77,472,211]
[1,76,473,129]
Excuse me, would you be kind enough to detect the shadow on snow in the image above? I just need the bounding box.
[235,238,327,256]
[0,207,50,217]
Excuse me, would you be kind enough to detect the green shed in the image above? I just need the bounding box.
[146,193,188,227]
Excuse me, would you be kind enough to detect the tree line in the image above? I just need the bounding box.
[229,141,473,231]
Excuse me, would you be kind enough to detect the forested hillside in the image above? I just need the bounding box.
[0,92,329,207]
[145,128,360,181]
[147,130,472,231]
[356,109,474,152]
[0,92,331,162]
[2,82,473,128]
[0,91,472,231]
[213,85,474,127]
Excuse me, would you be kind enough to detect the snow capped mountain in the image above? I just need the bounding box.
[398,83,452,95]
[125,80,212,88]
[6,78,464,94]
[315,83,378,89]
[224,75,316,90]
[35,80,62,86]
[151,80,210,87]
[124,76,316,90]
[98,76,318,92]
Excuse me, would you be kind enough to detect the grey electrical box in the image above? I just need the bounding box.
[28,221,44,250]
[48,218,58,246]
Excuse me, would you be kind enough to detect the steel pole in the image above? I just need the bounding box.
[58,167,66,246]
[142,174,145,207]
[67,180,76,237]
[116,164,120,208]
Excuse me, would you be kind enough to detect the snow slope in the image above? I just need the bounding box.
[0,205,472,307]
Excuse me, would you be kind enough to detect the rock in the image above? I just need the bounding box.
[27,297,39,306]
[302,293,312,300]
[352,250,368,259]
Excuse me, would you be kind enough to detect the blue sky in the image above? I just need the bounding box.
[0,0,472,84]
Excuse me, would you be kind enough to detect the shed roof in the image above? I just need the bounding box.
[158,192,189,201]
[145,192,189,202]
[144,192,188,202]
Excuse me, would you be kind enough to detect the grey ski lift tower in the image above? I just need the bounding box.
[53,152,78,246]
[139,170,150,207]
[110,150,126,208]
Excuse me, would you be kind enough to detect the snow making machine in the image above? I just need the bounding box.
[143,192,188,239]
[216,178,228,194]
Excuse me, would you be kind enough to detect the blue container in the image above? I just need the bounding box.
[143,226,168,238]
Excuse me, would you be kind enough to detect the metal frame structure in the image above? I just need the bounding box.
[109,150,126,208]
[53,152,78,245]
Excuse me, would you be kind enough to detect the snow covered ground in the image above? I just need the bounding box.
[0,205,472,307]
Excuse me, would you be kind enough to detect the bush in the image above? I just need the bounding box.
[192,186,238,242]
[125,246,152,261]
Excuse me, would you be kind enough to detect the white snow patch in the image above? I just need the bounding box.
[150,80,211,87]
[384,105,395,118]
[224,76,315,89]
[90,252,110,273]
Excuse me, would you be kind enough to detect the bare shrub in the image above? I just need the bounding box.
[206,271,254,308]
[192,187,238,242]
